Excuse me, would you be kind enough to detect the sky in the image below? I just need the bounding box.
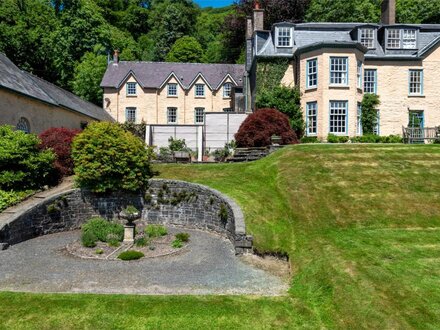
[194,0,234,8]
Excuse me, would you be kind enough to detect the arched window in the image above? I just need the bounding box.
[16,117,30,133]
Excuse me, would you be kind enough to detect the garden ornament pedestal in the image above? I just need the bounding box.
[119,206,140,243]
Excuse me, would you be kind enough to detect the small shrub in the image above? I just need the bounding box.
[135,235,149,247]
[0,125,55,191]
[327,134,349,143]
[118,250,144,260]
[381,135,403,143]
[172,239,183,248]
[72,122,154,193]
[81,231,97,248]
[46,202,60,214]
[351,134,403,144]
[0,189,34,212]
[175,232,190,242]
[219,204,228,224]
[106,233,120,247]
[144,193,152,204]
[82,217,124,242]
[39,127,81,182]
[95,249,104,255]
[145,224,168,238]
[300,136,321,144]
[235,108,298,147]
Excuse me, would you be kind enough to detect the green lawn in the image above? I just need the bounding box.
[2,144,440,329]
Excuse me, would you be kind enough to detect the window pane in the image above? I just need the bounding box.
[168,83,177,96]
[195,107,205,124]
[277,27,292,47]
[360,28,374,48]
[403,29,417,49]
[195,84,205,97]
[409,70,422,95]
[306,102,317,135]
[357,103,362,136]
[387,29,401,48]
[127,82,137,95]
[307,59,317,88]
[223,83,232,97]
[125,107,136,123]
[364,69,377,94]
[167,107,177,124]
[329,101,347,134]
[330,57,348,85]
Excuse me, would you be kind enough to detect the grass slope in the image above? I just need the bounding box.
[2,145,440,329]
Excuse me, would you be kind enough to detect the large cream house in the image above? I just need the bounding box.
[246,0,440,138]
[100,56,245,125]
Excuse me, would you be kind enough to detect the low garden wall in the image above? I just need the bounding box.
[0,179,253,254]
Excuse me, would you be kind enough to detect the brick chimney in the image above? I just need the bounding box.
[113,49,119,64]
[253,0,264,31]
[381,0,396,25]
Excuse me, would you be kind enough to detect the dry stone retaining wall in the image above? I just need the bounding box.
[0,179,252,254]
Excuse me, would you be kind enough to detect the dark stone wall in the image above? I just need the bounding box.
[0,179,252,254]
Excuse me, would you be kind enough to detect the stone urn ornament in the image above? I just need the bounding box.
[119,205,140,243]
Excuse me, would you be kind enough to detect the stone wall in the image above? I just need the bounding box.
[0,179,252,254]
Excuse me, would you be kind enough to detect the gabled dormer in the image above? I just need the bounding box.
[352,25,379,50]
[377,25,420,54]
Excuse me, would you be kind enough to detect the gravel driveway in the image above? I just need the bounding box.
[0,228,287,295]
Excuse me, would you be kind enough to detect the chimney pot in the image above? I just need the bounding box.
[113,49,119,64]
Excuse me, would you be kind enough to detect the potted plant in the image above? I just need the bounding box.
[119,205,140,225]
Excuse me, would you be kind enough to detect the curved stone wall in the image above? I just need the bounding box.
[0,179,253,254]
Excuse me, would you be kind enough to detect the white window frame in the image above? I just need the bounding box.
[364,69,377,94]
[359,28,375,49]
[276,27,293,47]
[223,83,232,98]
[386,29,401,49]
[306,102,317,136]
[329,101,348,135]
[167,107,177,124]
[195,107,205,124]
[409,69,423,96]
[357,61,363,89]
[403,29,417,49]
[306,58,318,89]
[195,84,205,97]
[357,102,362,136]
[126,82,137,96]
[167,83,178,97]
[330,57,348,86]
[125,107,136,123]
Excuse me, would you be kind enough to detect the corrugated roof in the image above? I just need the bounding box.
[0,53,113,122]
[101,61,245,90]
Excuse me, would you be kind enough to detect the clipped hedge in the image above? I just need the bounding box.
[118,250,144,261]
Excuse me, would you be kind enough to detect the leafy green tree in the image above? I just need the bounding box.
[0,125,55,190]
[147,0,199,60]
[361,93,381,134]
[256,86,304,137]
[72,51,108,105]
[137,34,156,61]
[72,122,154,193]
[305,0,379,23]
[166,36,203,63]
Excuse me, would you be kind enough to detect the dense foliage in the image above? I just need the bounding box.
[118,250,145,260]
[166,36,204,63]
[0,125,55,191]
[256,85,304,137]
[72,122,154,193]
[235,108,298,147]
[39,127,81,182]
[81,217,124,247]
[361,93,381,134]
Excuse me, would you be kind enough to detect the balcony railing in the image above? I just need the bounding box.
[402,126,440,144]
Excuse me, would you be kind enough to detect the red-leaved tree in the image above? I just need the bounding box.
[235,108,298,147]
[39,127,81,181]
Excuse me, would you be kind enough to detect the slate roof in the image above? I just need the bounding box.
[0,53,113,122]
[101,62,245,90]
[253,22,440,60]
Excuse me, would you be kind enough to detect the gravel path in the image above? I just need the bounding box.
[0,228,287,295]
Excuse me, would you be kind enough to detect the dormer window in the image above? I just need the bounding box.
[386,29,417,49]
[167,83,177,96]
[126,82,137,95]
[195,84,205,97]
[359,28,375,49]
[223,83,232,98]
[276,27,292,47]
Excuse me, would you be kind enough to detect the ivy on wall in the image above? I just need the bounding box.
[256,58,290,95]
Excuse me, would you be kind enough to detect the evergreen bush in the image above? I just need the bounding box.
[118,250,144,260]
[72,122,154,193]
